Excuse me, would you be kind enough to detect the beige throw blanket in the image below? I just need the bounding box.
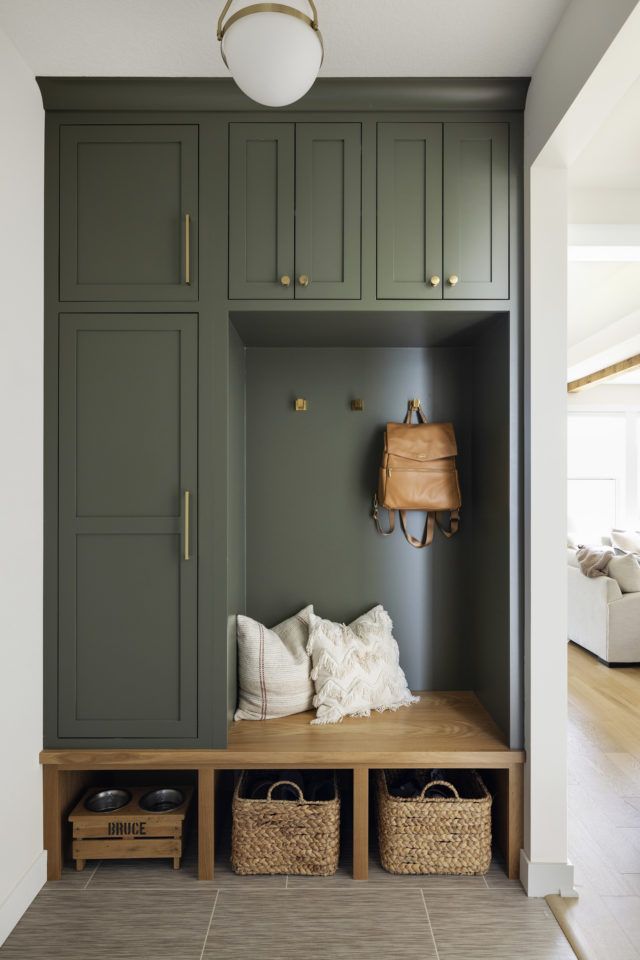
[576,546,614,578]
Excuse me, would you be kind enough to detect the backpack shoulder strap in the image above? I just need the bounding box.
[399,511,435,549]
[437,509,460,539]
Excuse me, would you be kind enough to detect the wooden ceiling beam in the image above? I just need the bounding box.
[567,353,640,392]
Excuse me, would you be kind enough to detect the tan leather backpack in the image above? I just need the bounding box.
[373,400,461,548]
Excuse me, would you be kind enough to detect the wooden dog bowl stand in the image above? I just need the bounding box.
[69,785,193,870]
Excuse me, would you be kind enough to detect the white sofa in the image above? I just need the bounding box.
[568,550,640,664]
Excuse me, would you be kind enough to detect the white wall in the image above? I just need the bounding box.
[0,27,45,946]
[522,0,640,896]
[526,0,640,167]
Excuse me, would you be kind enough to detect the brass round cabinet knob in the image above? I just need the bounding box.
[298,275,311,287]
[448,274,459,287]
[279,275,291,287]
[429,275,440,287]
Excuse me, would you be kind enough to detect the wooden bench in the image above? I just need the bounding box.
[41,691,525,882]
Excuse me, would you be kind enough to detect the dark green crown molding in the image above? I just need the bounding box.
[36,76,529,113]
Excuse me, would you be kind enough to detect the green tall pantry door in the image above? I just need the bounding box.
[57,314,198,739]
[59,125,198,301]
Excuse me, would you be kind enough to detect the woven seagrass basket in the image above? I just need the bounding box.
[231,773,340,876]
[377,770,492,875]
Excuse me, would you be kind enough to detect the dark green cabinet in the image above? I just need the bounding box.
[57,314,198,739]
[229,122,362,299]
[295,123,362,299]
[377,123,443,299]
[229,123,295,300]
[443,122,509,300]
[60,125,198,301]
[377,121,509,300]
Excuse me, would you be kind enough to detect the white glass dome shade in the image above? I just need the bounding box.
[218,0,323,108]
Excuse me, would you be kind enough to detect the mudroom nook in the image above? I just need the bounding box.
[36,74,525,891]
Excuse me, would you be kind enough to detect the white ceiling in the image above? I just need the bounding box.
[568,261,640,347]
[607,368,640,385]
[0,0,569,77]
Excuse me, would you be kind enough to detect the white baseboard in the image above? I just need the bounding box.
[0,851,47,947]
[520,850,578,898]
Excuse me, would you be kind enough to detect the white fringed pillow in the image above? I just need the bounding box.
[307,605,418,725]
[234,606,314,721]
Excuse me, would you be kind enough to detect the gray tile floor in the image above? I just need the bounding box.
[1,825,575,960]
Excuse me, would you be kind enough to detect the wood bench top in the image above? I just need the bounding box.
[40,692,524,769]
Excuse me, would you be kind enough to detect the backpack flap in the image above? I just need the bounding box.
[385,421,458,461]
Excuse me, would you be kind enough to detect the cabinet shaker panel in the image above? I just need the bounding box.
[60,125,198,301]
[229,123,295,299]
[443,122,509,299]
[57,314,198,739]
[377,123,443,299]
[295,122,361,299]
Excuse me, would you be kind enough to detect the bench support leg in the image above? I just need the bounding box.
[43,766,63,881]
[198,767,215,880]
[353,767,369,880]
[495,766,524,880]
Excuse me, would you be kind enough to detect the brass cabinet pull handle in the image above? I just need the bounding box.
[298,274,310,287]
[184,213,191,285]
[183,490,191,561]
[429,275,440,287]
[280,274,291,287]
[448,274,459,287]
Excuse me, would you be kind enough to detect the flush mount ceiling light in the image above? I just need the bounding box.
[217,0,323,107]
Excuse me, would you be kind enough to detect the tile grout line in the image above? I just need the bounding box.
[198,889,220,960]
[420,889,441,960]
[83,862,101,890]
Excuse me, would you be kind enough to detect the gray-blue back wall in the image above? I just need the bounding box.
[244,346,477,691]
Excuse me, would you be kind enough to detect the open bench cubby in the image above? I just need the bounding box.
[41,692,524,882]
[227,310,521,754]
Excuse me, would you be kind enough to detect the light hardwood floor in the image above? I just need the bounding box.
[549,643,640,960]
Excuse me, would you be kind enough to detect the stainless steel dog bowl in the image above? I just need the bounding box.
[139,788,184,813]
[85,788,131,813]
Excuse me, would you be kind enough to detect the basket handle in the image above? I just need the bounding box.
[418,779,460,800]
[266,780,304,801]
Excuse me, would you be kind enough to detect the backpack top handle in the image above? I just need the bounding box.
[403,399,428,424]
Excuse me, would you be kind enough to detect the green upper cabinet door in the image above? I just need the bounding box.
[57,314,198,740]
[377,123,443,300]
[229,122,361,300]
[295,123,361,299]
[59,125,198,302]
[443,123,509,299]
[229,123,295,300]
